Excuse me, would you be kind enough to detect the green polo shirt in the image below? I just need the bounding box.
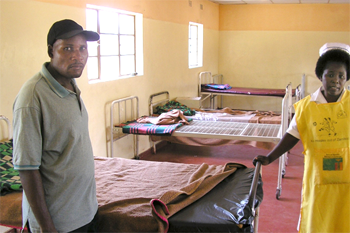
[13,63,98,232]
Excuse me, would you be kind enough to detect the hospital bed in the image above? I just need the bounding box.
[146,88,290,199]
[198,71,302,110]
[0,114,263,232]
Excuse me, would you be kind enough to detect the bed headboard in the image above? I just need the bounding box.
[149,91,170,115]
[198,72,223,108]
[0,115,12,142]
[110,96,139,158]
[198,72,223,96]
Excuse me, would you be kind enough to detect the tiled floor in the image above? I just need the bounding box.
[140,141,305,233]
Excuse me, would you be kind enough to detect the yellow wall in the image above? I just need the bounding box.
[35,0,220,30]
[218,4,350,111]
[0,0,219,157]
[219,5,349,32]
[1,1,349,157]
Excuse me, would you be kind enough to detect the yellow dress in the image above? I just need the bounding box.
[294,90,350,233]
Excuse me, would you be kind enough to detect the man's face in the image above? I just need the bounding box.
[49,34,88,79]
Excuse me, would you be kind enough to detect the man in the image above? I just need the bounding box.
[13,19,100,232]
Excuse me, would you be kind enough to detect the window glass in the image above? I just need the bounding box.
[120,14,135,34]
[120,35,135,55]
[101,56,119,79]
[120,55,135,75]
[100,35,119,56]
[86,9,98,32]
[86,57,99,80]
[99,10,119,34]
[87,41,98,57]
[188,22,203,69]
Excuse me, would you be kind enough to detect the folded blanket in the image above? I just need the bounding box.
[203,83,232,90]
[137,110,190,125]
[121,121,184,135]
[155,100,195,116]
[0,140,23,196]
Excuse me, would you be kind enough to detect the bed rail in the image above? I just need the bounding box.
[0,115,11,141]
[110,96,139,158]
[249,161,262,233]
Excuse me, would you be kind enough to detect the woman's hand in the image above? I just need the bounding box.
[252,133,300,167]
[253,155,270,166]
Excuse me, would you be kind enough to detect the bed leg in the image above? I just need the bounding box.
[253,207,260,233]
[276,189,281,200]
[276,153,286,200]
[152,142,157,154]
[249,162,262,232]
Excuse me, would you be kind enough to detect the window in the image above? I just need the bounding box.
[188,22,203,69]
[86,5,143,82]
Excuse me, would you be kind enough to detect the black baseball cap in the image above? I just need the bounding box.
[47,19,100,46]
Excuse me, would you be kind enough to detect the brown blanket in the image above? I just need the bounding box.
[0,191,22,228]
[95,157,240,232]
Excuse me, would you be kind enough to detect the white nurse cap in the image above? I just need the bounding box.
[319,42,350,56]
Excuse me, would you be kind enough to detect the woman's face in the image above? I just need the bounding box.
[321,61,347,101]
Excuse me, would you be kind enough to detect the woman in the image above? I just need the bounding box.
[253,47,350,233]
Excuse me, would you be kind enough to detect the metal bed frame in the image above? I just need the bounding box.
[199,71,302,111]
[0,115,12,141]
[109,96,139,158]
[149,90,290,199]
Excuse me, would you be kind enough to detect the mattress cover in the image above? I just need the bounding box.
[201,85,295,97]
[169,167,263,232]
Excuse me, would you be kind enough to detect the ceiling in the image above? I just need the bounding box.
[209,0,349,4]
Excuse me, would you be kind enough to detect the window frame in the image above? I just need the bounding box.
[86,5,143,83]
[188,22,203,69]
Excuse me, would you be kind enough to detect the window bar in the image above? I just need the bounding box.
[96,9,102,80]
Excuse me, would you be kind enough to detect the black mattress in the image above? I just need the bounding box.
[169,166,263,233]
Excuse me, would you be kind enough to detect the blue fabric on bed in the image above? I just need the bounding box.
[203,83,232,90]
